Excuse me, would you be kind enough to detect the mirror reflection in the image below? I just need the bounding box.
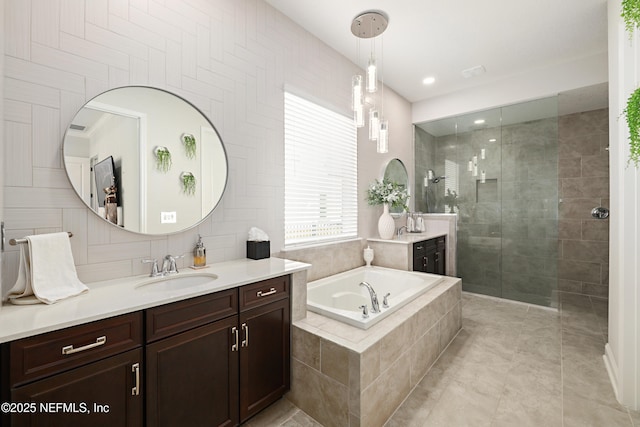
[383,158,409,215]
[63,86,228,235]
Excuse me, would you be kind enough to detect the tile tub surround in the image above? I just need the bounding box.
[279,239,367,282]
[288,277,462,427]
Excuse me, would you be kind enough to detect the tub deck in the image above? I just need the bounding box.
[289,275,462,427]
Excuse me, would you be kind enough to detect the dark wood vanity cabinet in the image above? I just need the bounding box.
[238,277,290,422]
[413,236,446,275]
[0,275,291,427]
[1,312,144,427]
[145,275,291,427]
[145,289,240,427]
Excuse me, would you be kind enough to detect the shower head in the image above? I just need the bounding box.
[432,176,446,184]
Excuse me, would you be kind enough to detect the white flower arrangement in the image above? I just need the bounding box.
[366,179,409,211]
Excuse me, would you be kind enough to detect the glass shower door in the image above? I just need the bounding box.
[414,96,559,308]
[499,98,559,307]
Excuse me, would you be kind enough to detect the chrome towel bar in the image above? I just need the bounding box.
[9,232,73,246]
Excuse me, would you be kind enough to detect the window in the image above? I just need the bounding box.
[284,91,358,246]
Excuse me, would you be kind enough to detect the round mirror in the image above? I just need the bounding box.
[63,86,228,235]
[383,158,409,215]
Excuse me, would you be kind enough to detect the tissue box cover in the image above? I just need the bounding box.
[247,241,270,260]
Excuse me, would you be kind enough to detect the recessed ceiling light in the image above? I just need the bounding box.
[474,119,485,125]
[489,138,496,142]
[422,76,436,85]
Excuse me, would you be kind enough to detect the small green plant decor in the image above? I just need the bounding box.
[182,133,197,159]
[622,0,640,167]
[181,172,197,196]
[154,146,172,172]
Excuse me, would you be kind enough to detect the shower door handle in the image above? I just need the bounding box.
[591,207,609,219]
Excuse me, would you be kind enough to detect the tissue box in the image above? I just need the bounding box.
[247,241,270,260]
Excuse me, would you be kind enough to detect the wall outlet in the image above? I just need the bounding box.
[161,212,177,223]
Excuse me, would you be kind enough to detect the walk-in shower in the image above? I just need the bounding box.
[415,97,559,307]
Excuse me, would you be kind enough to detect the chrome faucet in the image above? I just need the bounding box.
[397,226,408,237]
[162,254,183,275]
[359,281,380,313]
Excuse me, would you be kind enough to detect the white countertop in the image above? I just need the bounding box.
[0,257,310,344]
[367,231,447,245]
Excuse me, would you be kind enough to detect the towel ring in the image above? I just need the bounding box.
[9,232,73,246]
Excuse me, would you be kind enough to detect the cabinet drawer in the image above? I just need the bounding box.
[146,289,238,343]
[240,276,289,311]
[10,312,142,387]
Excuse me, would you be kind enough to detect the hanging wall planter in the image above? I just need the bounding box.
[154,146,172,172]
[622,0,640,37]
[182,133,197,159]
[624,88,640,167]
[181,172,197,195]
[622,0,640,167]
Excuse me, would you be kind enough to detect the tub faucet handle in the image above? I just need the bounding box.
[359,305,369,318]
[383,293,391,308]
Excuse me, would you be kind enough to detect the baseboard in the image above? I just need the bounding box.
[603,343,620,401]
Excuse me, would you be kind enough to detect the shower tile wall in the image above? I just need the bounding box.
[414,127,435,213]
[558,109,609,299]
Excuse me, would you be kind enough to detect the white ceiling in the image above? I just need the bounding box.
[265,0,608,109]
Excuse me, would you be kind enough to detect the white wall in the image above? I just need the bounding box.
[604,0,640,411]
[1,0,411,290]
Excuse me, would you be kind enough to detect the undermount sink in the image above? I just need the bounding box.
[136,273,218,292]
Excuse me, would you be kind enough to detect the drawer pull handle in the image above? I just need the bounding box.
[231,327,239,352]
[241,323,249,348]
[256,287,277,297]
[61,336,107,355]
[131,363,140,396]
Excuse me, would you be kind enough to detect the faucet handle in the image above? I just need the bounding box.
[141,259,160,277]
[383,293,391,308]
[359,304,369,318]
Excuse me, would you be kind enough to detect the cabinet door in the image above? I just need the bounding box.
[11,348,142,427]
[239,298,290,423]
[146,315,239,427]
[413,241,427,272]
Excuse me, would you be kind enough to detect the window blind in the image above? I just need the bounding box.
[284,91,358,246]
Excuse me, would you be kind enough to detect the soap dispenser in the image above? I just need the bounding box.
[193,235,207,267]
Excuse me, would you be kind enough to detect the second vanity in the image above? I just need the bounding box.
[367,213,457,276]
[0,258,310,427]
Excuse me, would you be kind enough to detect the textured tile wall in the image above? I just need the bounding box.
[1,0,411,293]
[558,108,610,299]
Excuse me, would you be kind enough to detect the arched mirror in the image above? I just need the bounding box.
[383,158,409,215]
[63,86,228,235]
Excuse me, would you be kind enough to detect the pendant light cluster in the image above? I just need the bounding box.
[351,11,389,153]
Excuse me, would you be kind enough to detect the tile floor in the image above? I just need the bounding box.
[244,292,640,427]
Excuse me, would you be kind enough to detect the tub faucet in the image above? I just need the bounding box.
[359,281,380,313]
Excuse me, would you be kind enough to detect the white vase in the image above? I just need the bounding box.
[378,203,395,240]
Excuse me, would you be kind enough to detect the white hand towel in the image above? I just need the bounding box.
[7,232,88,305]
